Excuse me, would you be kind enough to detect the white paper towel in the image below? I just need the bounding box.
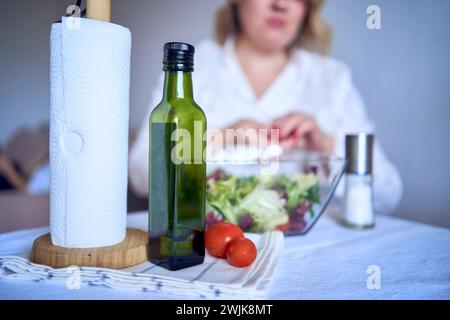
[49,17,131,248]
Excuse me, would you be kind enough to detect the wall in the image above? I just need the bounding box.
[322,0,450,227]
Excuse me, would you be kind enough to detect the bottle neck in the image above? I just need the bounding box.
[163,70,193,100]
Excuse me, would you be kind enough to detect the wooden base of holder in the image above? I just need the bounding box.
[30,228,148,269]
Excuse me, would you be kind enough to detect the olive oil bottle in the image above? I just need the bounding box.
[148,42,206,271]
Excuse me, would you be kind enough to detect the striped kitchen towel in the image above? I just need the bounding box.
[0,231,283,299]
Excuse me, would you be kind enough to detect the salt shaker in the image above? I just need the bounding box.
[341,133,375,229]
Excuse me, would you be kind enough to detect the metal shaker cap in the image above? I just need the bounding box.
[345,133,374,174]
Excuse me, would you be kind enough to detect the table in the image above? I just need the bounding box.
[1,210,449,299]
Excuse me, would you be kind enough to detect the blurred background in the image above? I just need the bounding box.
[0,0,449,231]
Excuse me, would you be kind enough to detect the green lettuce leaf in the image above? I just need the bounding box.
[237,187,288,231]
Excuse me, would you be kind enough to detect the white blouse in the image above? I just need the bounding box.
[129,37,403,214]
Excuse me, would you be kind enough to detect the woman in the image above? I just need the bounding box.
[129,0,402,214]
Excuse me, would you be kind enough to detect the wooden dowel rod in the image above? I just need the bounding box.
[87,0,111,22]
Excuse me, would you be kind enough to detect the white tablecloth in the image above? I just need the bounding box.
[1,210,449,300]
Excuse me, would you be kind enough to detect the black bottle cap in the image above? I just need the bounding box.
[163,42,195,72]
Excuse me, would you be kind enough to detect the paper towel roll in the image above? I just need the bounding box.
[49,17,131,248]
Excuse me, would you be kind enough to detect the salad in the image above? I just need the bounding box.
[205,168,320,233]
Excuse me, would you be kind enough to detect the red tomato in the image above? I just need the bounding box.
[226,237,257,268]
[205,222,244,258]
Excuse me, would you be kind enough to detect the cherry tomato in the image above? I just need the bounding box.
[205,222,244,258]
[226,237,257,268]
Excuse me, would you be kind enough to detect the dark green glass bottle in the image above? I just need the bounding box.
[148,42,206,271]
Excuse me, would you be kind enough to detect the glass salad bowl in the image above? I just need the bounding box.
[206,150,346,236]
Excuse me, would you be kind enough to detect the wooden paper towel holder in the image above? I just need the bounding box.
[30,0,148,269]
[30,228,148,269]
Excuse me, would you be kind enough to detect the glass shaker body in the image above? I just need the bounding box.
[341,173,374,228]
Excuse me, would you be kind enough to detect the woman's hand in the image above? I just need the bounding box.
[221,119,270,146]
[271,112,335,154]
